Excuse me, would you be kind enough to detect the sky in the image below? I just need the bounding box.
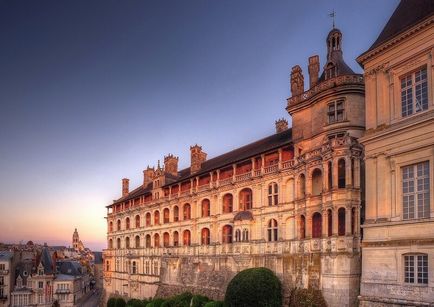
[0,0,399,251]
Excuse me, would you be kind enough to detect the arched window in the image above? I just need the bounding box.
[222,225,233,243]
[163,208,170,224]
[154,211,160,225]
[202,199,210,217]
[117,238,121,249]
[327,209,333,237]
[173,231,179,247]
[223,194,233,213]
[239,188,252,211]
[235,229,241,242]
[145,235,151,248]
[312,212,322,238]
[287,178,295,202]
[131,261,137,274]
[135,235,140,248]
[146,213,151,227]
[300,215,306,239]
[298,174,306,198]
[328,161,333,190]
[125,217,130,230]
[108,239,113,249]
[183,230,191,246]
[242,229,249,242]
[338,159,346,188]
[201,228,210,245]
[173,206,179,222]
[267,219,278,242]
[338,208,346,236]
[125,237,130,249]
[117,219,121,231]
[163,232,170,247]
[135,215,140,228]
[311,169,323,196]
[154,233,160,248]
[109,221,113,232]
[183,204,191,220]
[268,183,278,206]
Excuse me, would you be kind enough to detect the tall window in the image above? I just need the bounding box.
[117,238,121,249]
[338,208,346,236]
[401,67,428,117]
[327,209,333,237]
[338,159,346,188]
[163,208,170,223]
[173,206,179,222]
[201,228,210,245]
[239,188,252,211]
[117,219,121,231]
[328,161,333,190]
[106,261,110,272]
[183,204,191,220]
[298,174,306,198]
[109,221,113,232]
[202,199,210,217]
[173,231,179,247]
[125,237,130,248]
[300,215,306,239]
[163,232,170,247]
[145,261,150,274]
[268,183,279,206]
[146,213,151,226]
[183,230,191,246]
[404,254,428,284]
[242,229,249,242]
[135,215,140,228]
[125,217,130,230]
[235,229,241,242]
[145,235,151,248]
[267,219,278,242]
[108,239,113,249]
[312,212,322,238]
[154,211,160,225]
[311,169,323,196]
[154,233,160,248]
[222,225,233,243]
[402,161,430,220]
[131,261,137,274]
[135,235,140,248]
[223,194,233,213]
[328,100,345,123]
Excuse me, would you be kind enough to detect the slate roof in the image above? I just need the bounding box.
[57,261,84,276]
[0,251,13,261]
[361,0,434,58]
[39,247,54,274]
[111,128,293,205]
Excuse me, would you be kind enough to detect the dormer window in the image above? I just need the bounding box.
[325,63,337,80]
[328,100,345,123]
[401,67,428,117]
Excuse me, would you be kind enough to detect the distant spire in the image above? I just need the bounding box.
[329,10,336,29]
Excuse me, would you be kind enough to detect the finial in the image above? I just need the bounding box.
[157,160,161,169]
[329,10,336,29]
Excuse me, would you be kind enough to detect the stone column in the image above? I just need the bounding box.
[332,157,339,189]
[333,208,338,235]
[354,158,360,188]
[321,209,328,237]
[322,162,329,191]
[306,213,312,239]
[345,205,352,235]
[345,156,352,188]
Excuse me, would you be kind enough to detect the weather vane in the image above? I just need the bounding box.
[329,10,336,29]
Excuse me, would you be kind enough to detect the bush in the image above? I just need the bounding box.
[115,298,127,307]
[146,298,166,307]
[203,302,224,307]
[159,292,193,307]
[127,298,147,307]
[289,288,327,307]
[108,298,117,307]
[224,267,282,307]
[191,294,210,307]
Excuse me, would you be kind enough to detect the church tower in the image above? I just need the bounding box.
[72,228,79,250]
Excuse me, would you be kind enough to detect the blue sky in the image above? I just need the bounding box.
[0,0,399,251]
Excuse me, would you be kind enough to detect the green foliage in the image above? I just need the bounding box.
[159,292,193,307]
[107,298,117,307]
[289,288,327,307]
[146,298,165,307]
[115,298,127,307]
[127,298,147,307]
[191,294,210,307]
[203,302,224,307]
[224,267,282,307]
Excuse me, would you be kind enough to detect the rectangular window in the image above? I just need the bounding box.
[402,161,430,220]
[38,281,43,289]
[0,264,5,270]
[404,254,428,284]
[328,100,345,124]
[401,67,428,117]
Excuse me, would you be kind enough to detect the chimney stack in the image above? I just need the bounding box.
[190,145,207,174]
[308,55,320,88]
[290,65,304,96]
[122,178,129,197]
[143,166,155,187]
[164,154,179,177]
[275,118,289,133]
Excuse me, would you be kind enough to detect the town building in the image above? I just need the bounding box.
[357,0,434,306]
[0,252,14,307]
[103,24,365,306]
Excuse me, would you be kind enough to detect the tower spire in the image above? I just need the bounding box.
[329,10,336,29]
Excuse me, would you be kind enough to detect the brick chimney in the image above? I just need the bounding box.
[190,145,207,174]
[164,154,179,177]
[143,166,155,187]
[275,118,288,133]
[290,65,304,96]
[122,178,129,197]
[308,55,320,88]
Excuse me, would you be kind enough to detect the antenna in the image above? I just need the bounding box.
[329,10,336,29]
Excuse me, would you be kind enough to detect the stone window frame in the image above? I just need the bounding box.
[267,182,279,206]
[399,66,429,117]
[326,99,346,124]
[402,253,429,286]
[401,161,430,220]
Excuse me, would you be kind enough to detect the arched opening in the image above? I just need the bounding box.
[338,159,346,188]
[108,239,113,249]
[242,229,249,242]
[298,174,306,198]
[125,217,130,230]
[312,212,322,238]
[117,238,121,249]
[183,203,191,220]
[268,182,278,206]
[145,235,151,248]
[135,215,140,228]
[223,194,233,213]
[125,237,130,249]
[163,208,170,224]
[163,232,170,247]
[154,233,160,248]
[327,209,333,237]
[287,178,295,202]
[300,215,306,239]
[117,219,121,231]
[173,231,179,247]
[239,188,253,211]
[154,211,160,225]
[109,221,113,232]
[351,207,355,235]
[328,161,333,190]
[202,199,210,217]
[201,228,210,245]
[173,206,179,222]
[338,208,346,236]
[135,235,140,248]
[235,229,241,242]
[146,213,151,227]
[183,230,191,246]
[222,225,233,243]
[311,169,323,196]
[267,219,278,242]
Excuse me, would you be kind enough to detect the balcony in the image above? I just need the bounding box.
[219,178,232,187]
[264,164,278,174]
[56,289,70,294]
[235,172,251,182]
[281,160,294,170]
[197,184,210,192]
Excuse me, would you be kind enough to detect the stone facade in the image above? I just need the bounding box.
[357,1,434,306]
[103,27,365,307]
